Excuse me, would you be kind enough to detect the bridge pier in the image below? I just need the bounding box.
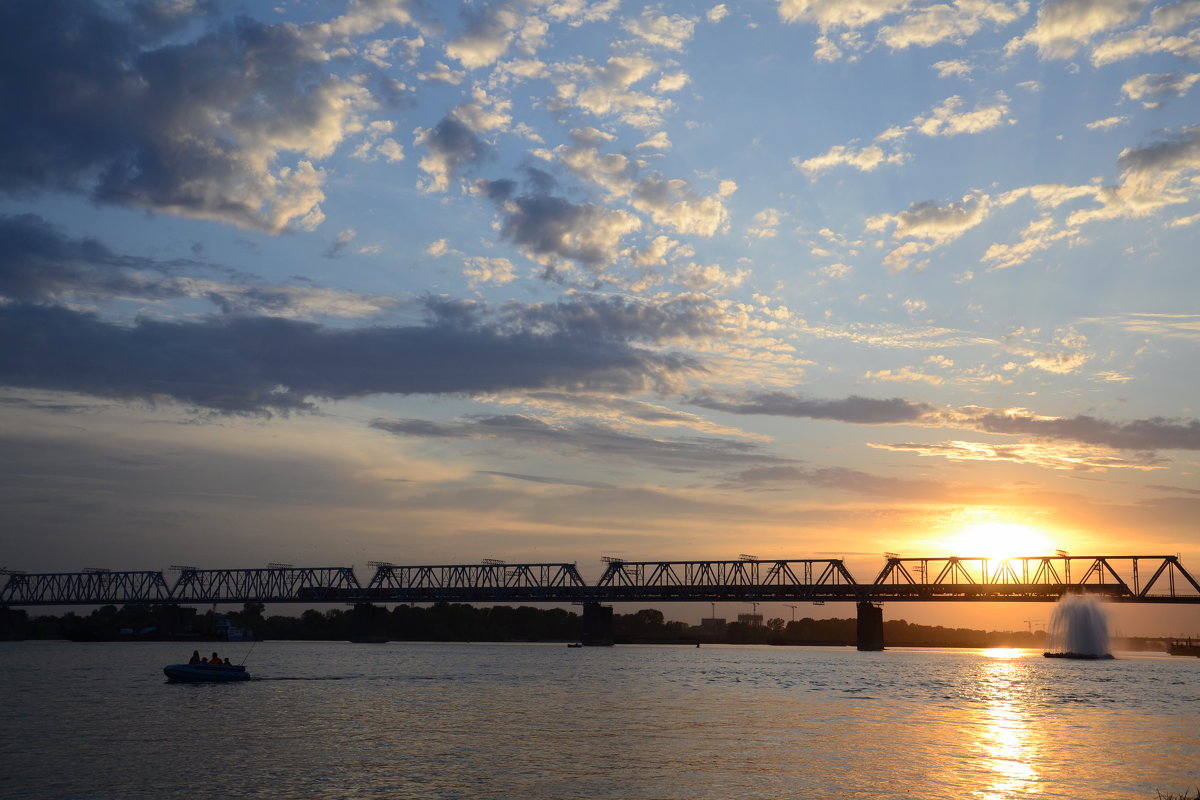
[856,601,884,651]
[581,602,614,646]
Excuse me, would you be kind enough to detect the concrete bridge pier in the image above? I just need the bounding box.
[581,601,614,646]
[856,601,884,651]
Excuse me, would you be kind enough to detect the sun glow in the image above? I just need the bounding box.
[947,521,1054,562]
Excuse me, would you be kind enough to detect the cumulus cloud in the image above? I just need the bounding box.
[1086,115,1130,130]
[932,59,975,78]
[0,0,390,233]
[1007,0,1152,58]
[556,54,675,129]
[631,176,737,237]
[413,115,490,193]
[0,297,705,414]
[794,143,908,176]
[624,9,698,50]
[778,0,910,29]
[913,95,1014,137]
[867,191,994,271]
[479,179,642,269]
[1121,72,1200,105]
[446,4,522,69]
[877,0,1028,50]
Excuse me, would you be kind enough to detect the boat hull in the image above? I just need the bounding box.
[163,663,251,682]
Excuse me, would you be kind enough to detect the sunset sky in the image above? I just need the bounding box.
[2,0,1198,630]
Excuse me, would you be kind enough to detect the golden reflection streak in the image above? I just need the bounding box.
[972,650,1042,800]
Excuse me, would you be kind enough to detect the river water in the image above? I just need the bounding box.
[0,640,1196,799]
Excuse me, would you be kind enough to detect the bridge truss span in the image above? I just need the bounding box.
[170,567,362,604]
[593,558,859,602]
[0,570,173,606]
[869,555,1200,602]
[364,562,589,603]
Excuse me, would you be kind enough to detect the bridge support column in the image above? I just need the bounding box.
[856,601,884,651]
[581,602,614,646]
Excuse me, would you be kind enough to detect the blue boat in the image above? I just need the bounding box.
[163,662,251,682]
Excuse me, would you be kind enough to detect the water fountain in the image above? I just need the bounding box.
[1043,594,1114,659]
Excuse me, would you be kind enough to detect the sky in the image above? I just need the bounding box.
[1,0,1198,632]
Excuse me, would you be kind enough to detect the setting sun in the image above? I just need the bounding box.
[948,522,1054,561]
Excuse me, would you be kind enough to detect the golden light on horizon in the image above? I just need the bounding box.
[945,519,1055,562]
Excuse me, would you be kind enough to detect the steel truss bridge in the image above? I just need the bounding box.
[2,555,1198,607]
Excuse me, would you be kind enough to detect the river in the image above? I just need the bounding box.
[0,641,1196,799]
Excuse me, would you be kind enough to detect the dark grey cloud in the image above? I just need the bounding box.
[0,299,699,414]
[967,411,1200,451]
[689,391,935,424]
[477,179,640,269]
[0,0,357,231]
[414,115,490,189]
[0,214,196,302]
[370,414,788,471]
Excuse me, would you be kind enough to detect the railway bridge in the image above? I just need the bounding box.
[3,554,1197,649]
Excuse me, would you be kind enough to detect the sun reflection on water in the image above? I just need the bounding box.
[971,650,1042,800]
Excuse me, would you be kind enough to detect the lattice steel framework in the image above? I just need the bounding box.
[2,556,1198,606]
[169,567,362,603]
[0,571,173,606]
[364,562,588,603]
[869,555,1200,602]
[593,559,859,601]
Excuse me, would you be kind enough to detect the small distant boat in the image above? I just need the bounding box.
[1168,639,1200,657]
[163,662,251,682]
[567,643,583,648]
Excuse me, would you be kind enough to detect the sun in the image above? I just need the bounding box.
[948,522,1054,561]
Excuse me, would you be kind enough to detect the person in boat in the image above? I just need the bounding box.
[210,652,221,664]
[222,657,232,665]
[188,650,201,664]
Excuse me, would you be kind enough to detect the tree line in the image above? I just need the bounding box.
[4,602,1055,648]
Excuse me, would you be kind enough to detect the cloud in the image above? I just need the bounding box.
[414,116,490,193]
[0,298,704,414]
[446,4,522,68]
[624,9,698,50]
[631,176,736,237]
[689,392,936,424]
[0,0,391,233]
[794,143,908,176]
[932,59,975,78]
[870,440,1164,470]
[877,0,1028,50]
[371,414,785,471]
[0,214,398,318]
[913,95,1014,137]
[1121,72,1200,105]
[867,191,993,270]
[686,388,1200,454]
[778,0,910,29]
[1086,115,1130,130]
[479,179,642,269]
[1007,0,1152,59]
[556,54,675,129]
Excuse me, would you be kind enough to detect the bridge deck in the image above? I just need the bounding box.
[2,556,1198,606]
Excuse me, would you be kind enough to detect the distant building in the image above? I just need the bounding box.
[699,617,727,634]
[737,613,763,627]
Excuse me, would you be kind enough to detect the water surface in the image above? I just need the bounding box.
[1,641,1196,799]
